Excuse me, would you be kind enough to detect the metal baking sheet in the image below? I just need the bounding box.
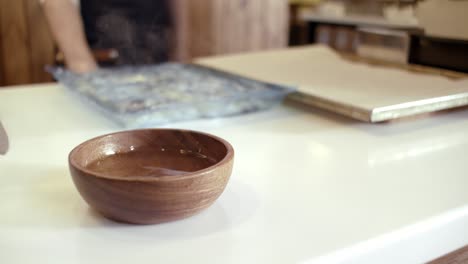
[196,45,468,122]
[287,91,468,122]
[48,63,292,127]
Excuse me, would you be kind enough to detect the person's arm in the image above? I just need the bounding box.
[40,0,97,73]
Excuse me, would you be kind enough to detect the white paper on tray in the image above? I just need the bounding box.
[196,45,468,122]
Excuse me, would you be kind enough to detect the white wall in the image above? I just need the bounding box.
[416,0,468,40]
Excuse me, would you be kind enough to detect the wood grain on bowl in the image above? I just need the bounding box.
[427,245,468,264]
[69,129,234,224]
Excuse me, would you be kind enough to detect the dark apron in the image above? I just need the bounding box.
[80,0,172,65]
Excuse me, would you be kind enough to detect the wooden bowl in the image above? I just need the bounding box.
[68,129,234,224]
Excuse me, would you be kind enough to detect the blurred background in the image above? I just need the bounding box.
[1,0,467,87]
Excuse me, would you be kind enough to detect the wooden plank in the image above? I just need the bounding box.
[212,0,288,54]
[0,0,4,86]
[233,0,243,52]
[171,0,190,62]
[187,0,214,58]
[428,245,468,264]
[211,0,224,54]
[177,0,289,61]
[24,0,55,83]
[0,0,32,85]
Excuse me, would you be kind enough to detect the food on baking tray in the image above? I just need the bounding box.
[49,63,292,127]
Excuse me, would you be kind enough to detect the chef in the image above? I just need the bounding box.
[40,0,172,73]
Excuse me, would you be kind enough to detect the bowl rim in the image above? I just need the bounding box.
[69,128,234,182]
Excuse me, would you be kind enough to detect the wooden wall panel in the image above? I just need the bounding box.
[188,0,215,59]
[0,0,55,86]
[0,3,4,86]
[25,0,55,83]
[171,0,189,62]
[0,0,32,85]
[175,0,289,60]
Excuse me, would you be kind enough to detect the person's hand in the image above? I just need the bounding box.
[68,59,98,74]
[41,0,98,74]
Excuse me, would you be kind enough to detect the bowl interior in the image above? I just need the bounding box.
[70,129,230,178]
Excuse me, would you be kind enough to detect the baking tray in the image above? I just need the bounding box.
[289,53,468,122]
[48,63,293,127]
[195,45,468,123]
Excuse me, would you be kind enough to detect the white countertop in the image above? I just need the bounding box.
[1,83,468,263]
